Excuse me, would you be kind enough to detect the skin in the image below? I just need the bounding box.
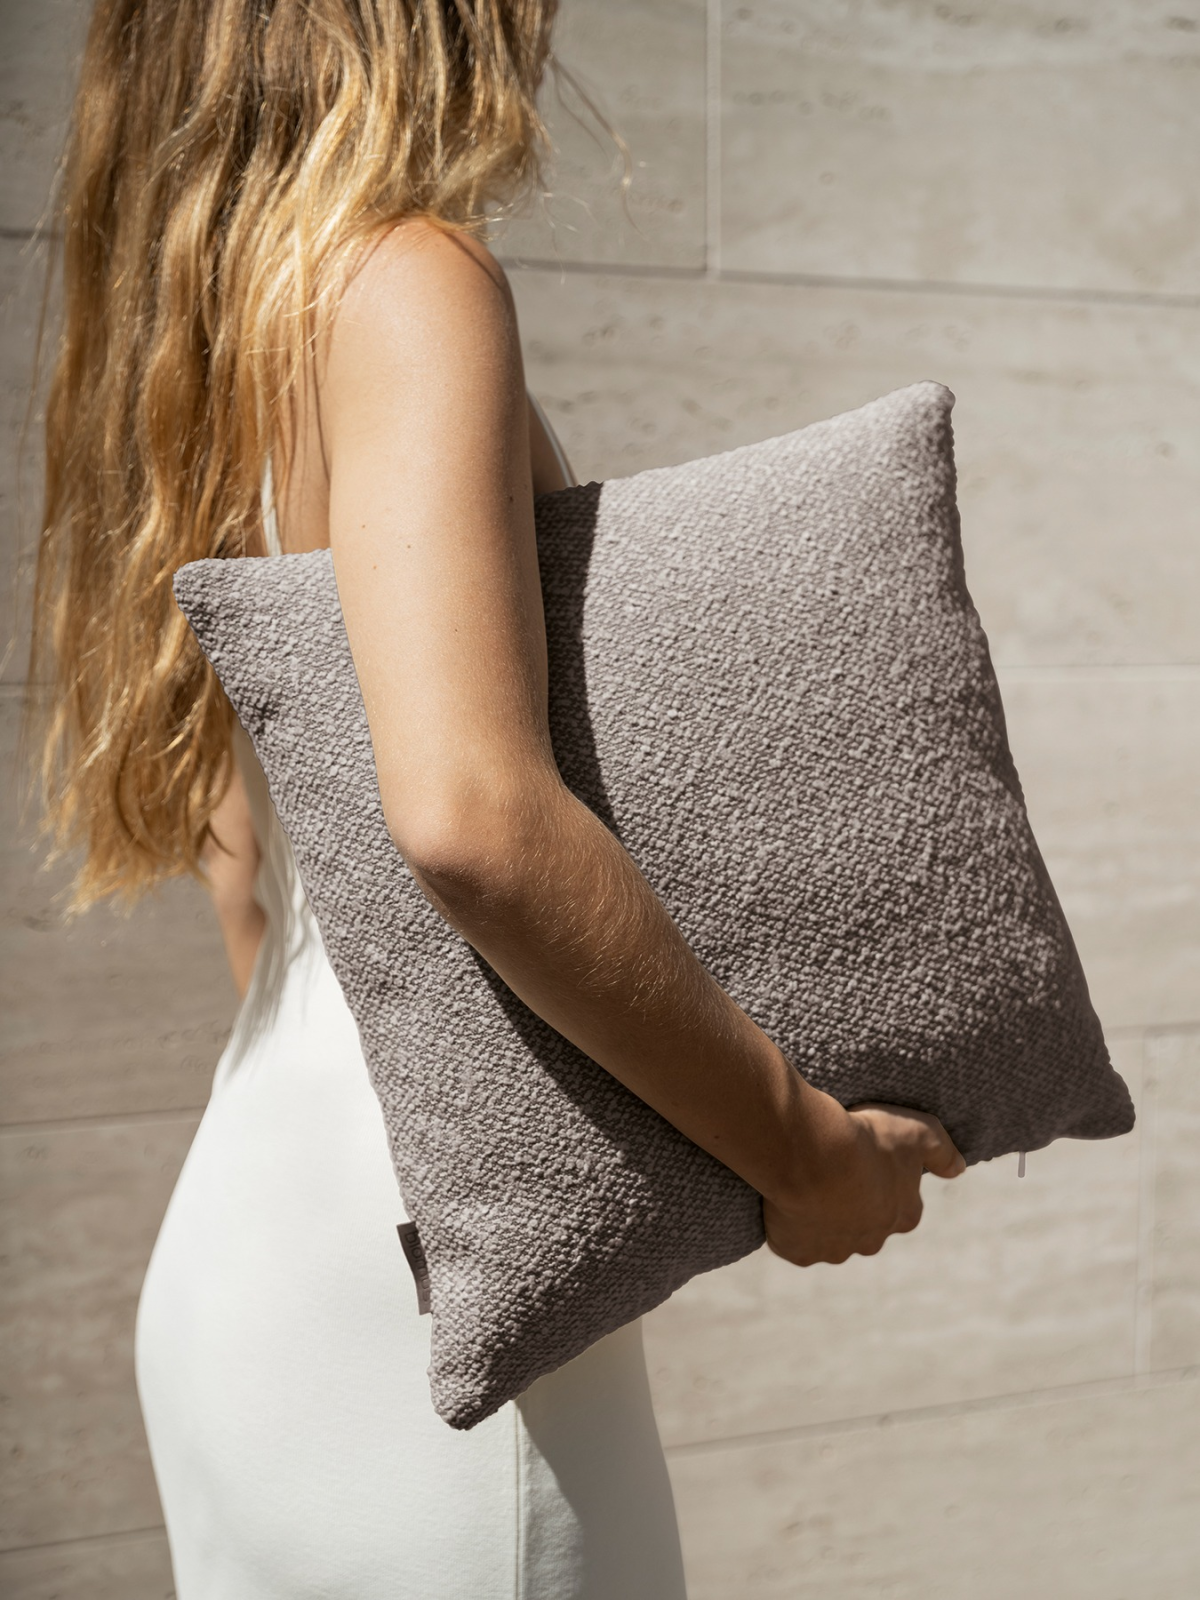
[201,769,266,998]
[203,218,965,1270]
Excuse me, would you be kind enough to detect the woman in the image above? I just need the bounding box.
[30,1,964,1594]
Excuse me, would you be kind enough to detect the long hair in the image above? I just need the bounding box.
[28,0,554,910]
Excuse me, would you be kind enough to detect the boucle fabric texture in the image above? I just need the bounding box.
[174,381,1133,1430]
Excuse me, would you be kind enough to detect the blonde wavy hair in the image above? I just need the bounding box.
[29,0,555,911]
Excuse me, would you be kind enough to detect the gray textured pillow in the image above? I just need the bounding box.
[174,382,1133,1430]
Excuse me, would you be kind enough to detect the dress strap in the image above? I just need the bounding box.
[260,458,283,557]
[528,391,576,489]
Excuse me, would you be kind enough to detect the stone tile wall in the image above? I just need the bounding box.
[2,3,1197,1595]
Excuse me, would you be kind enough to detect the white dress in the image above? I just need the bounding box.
[134,415,689,1599]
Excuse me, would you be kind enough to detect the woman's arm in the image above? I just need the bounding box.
[323,221,963,1268]
[201,758,266,999]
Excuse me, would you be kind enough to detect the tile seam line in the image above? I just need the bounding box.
[994,665,1200,679]
[705,0,721,280]
[0,226,56,243]
[1133,1032,1157,1377]
[664,1364,1199,1459]
[1108,1019,1200,1039]
[498,253,1200,310]
[0,1524,166,1559]
[1,1105,208,1136]
[720,267,1200,310]
[8,224,1199,310]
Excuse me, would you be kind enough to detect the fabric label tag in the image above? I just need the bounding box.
[396,1221,431,1315]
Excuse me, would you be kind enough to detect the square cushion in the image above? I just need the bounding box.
[173,382,1133,1429]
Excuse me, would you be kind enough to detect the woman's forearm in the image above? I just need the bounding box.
[321,228,962,1260]
[406,774,843,1207]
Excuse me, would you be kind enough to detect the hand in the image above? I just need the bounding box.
[763,1096,966,1268]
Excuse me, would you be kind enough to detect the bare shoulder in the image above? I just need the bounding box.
[346,215,512,312]
[326,218,519,405]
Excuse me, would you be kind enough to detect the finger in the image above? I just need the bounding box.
[849,1102,967,1179]
[893,1199,923,1235]
[872,1105,965,1178]
[917,1116,966,1179]
[765,1236,817,1269]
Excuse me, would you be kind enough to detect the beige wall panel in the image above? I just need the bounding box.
[667,1372,1200,1600]
[0,1528,172,1600]
[1,693,233,1125]
[0,0,86,234]
[646,1037,1141,1449]
[500,0,707,269]
[1147,1030,1200,1371]
[0,1116,195,1548]
[998,673,1200,1033]
[719,2,1200,297]
[510,268,1200,667]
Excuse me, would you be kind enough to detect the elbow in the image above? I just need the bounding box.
[382,791,548,917]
